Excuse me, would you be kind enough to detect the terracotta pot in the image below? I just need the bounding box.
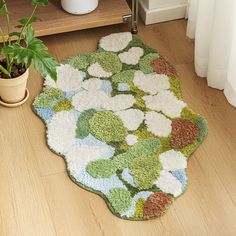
[0,69,29,105]
[61,0,99,15]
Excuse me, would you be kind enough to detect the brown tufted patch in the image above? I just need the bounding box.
[171,119,200,149]
[143,192,173,219]
[150,56,177,76]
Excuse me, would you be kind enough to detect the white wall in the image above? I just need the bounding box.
[139,0,188,25]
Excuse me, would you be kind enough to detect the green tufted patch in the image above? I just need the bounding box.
[76,109,96,139]
[43,86,62,99]
[130,155,162,189]
[64,55,90,71]
[90,52,122,74]
[33,92,54,108]
[89,110,128,142]
[133,198,145,218]
[139,53,160,73]
[53,98,74,112]
[112,70,135,83]
[87,159,117,178]
[108,188,132,213]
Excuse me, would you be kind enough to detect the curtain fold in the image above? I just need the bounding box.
[187,0,236,107]
[224,29,236,106]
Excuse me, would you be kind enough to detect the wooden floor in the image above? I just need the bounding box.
[1,19,236,236]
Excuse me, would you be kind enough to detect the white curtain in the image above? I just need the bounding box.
[186,0,236,107]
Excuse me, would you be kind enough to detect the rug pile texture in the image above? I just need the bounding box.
[33,32,207,220]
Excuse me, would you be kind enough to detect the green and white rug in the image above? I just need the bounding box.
[33,32,207,220]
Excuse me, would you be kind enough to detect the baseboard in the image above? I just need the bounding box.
[139,0,187,25]
[141,0,187,10]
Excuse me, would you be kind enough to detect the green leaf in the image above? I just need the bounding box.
[2,25,58,81]
[25,23,35,43]
[32,0,49,6]
[0,64,11,77]
[34,52,58,80]
[17,16,41,28]
[9,32,21,38]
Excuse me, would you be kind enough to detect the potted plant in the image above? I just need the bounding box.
[0,0,58,107]
[61,0,99,15]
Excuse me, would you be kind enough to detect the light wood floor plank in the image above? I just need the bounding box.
[0,108,56,236]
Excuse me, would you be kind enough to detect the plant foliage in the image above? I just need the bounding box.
[0,0,58,80]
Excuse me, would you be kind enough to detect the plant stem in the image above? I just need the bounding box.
[3,0,11,46]
[0,26,11,76]
[0,0,6,46]
[0,26,6,46]
[1,0,12,75]
[17,4,38,44]
[0,64,11,78]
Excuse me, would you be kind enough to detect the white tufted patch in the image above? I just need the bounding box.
[47,111,77,155]
[116,109,144,131]
[66,144,114,176]
[99,32,132,52]
[155,170,183,197]
[44,75,57,88]
[72,90,135,113]
[88,63,112,78]
[82,78,103,91]
[45,64,85,92]
[133,71,170,95]
[72,90,108,112]
[159,150,187,171]
[145,111,172,137]
[103,94,135,112]
[143,90,186,118]
[125,134,138,146]
[118,47,144,65]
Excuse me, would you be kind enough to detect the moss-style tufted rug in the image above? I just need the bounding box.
[33,32,207,220]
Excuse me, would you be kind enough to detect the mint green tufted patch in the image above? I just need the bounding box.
[108,188,132,213]
[87,159,117,178]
